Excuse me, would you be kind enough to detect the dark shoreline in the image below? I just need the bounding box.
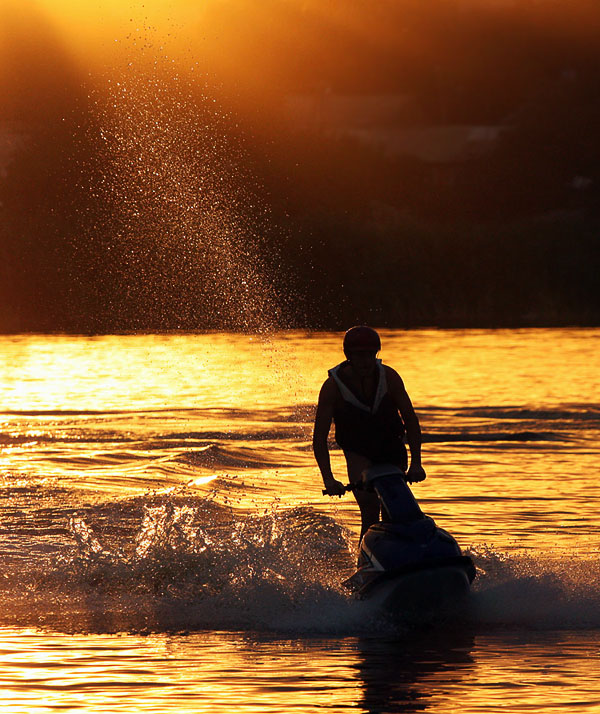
[1,323,598,337]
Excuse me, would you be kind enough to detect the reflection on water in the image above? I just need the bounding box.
[353,631,476,714]
[0,329,599,712]
[2,628,600,714]
[1,330,598,551]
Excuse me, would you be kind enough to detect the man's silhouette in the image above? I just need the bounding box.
[313,326,426,539]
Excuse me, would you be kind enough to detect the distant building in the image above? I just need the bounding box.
[0,120,30,178]
[284,92,424,132]
[284,92,504,184]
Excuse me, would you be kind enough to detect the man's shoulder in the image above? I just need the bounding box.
[319,376,338,397]
[383,364,405,388]
[316,377,338,413]
[383,363,402,379]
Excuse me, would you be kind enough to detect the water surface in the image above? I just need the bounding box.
[1,329,599,712]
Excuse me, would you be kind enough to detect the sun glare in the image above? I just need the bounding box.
[31,0,200,64]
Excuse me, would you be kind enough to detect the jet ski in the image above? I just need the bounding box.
[342,464,476,615]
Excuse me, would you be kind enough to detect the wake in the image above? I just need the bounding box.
[1,495,599,634]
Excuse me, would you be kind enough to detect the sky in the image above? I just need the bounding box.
[1,0,599,331]
[4,0,600,117]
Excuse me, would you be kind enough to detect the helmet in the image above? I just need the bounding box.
[343,326,381,356]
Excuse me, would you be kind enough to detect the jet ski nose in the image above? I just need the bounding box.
[345,463,476,613]
[362,464,424,523]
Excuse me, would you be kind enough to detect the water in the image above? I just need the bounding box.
[1,328,599,712]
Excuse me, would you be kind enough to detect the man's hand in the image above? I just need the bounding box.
[406,464,426,483]
[323,478,346,497]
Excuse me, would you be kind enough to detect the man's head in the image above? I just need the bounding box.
[343,326,381,356]
[343,326,381,376]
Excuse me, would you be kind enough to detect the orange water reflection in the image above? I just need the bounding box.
[1,628,600,714]
[2,329,597,410]
[1,331,600,713]
[1,329,599,556]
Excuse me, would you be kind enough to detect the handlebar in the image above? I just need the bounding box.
[321,483,360,496]
[322,469,418,496]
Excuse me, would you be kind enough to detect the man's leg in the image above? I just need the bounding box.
[344,451,380,541]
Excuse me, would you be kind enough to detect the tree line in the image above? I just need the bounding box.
[1,0,599,331]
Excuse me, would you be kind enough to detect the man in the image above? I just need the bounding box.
[313,326,426,540]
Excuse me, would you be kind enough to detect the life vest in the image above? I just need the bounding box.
[328,360,406,464]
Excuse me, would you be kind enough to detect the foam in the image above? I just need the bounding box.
[468,545,600,630]
[2,495,599,634]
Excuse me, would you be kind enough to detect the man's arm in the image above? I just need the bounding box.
[313,379,346,496]
[386,367,426,482]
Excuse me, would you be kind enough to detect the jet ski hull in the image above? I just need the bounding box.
[358,561,474,616]
[342,465,476,618]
